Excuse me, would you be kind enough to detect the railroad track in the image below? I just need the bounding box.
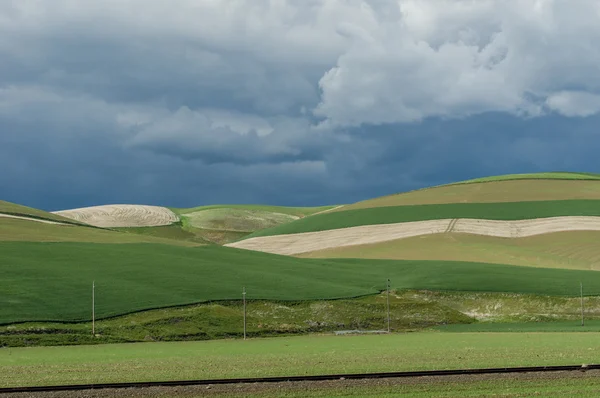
[1,364,598,394]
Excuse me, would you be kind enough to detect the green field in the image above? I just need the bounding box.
[6,289,600,348]
[301,231,600,271]
[0,200,83,224]
[2,333,600,388]
[187,376,600,398]
[152,205,339,244]
[246,199,600,238]
[185,208,298,232]
[172,204,336,217]
[4,242,600,324]
[455,171,600,184]
[336,179,600,211]
[436,321,600,332]
[0,291,475,347]
[0,217,197,246]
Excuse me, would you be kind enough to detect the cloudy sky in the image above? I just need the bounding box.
[2,0,600,211]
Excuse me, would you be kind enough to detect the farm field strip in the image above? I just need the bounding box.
[6,371,600,398]
[6,242,600,323]
[246,199,600,238]
[54,204,179,228]
[184,208,299,232]
[2,333,600,388]
[229,216,600,255]
[0,213,67,225]
[0,200,85,224]
[333,178,600,211]
[0,217,196,246]
[300,231,600,271]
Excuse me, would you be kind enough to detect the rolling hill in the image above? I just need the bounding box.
[50,203,336,245]
[5,171,600,328]
[3,241,600,324]
[228,173,600,266]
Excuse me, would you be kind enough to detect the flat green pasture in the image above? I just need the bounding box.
[248,199,600,238]
[2,333,600,387]
[4,242,600,323]
[301,231,600,271]
[436,321,600,333]
[193,374,600,397]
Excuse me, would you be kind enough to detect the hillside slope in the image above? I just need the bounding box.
[230,174,600,262]
[0,200,86,225]
[3,241,600,323]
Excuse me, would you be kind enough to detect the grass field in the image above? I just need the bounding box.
[301,231,600,270]
[163,205,338,244]
[2,332,600,387]
[6,290,600,348]
[455,171,600,184]
[170,375,600,397]
[246,199,600,238]
[5,242,600,324]
[0,217,196,246]
[172,204,337,217]
[436,321,600,332]
[0,200,82,224]
[335,179,600,211]
[184,208,299,232]
[0,292,475,347]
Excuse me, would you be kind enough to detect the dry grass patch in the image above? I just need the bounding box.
[54,205,179,228]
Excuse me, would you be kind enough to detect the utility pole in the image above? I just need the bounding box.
[580,281,585,327]
[92,280,95,336]
[243,287,247,340]
[386,278,391,333]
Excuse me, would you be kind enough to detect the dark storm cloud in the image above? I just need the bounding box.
[2,1,600,211]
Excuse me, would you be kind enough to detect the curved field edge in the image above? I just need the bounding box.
[7,290,600,348]
[244,200,600,239]
[4,242,600,323]
[229,217,600,257]
[299,231,600,271]
[171,204,338,217]
[183,208,300,232]
[0,217,199,246]
[53,204,179,228]
[333,179,600,212]
[0,200,89,226]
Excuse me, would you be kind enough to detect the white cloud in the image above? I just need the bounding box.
[546,91,600,117]
[315,0,600,126]
[2,0,600,132]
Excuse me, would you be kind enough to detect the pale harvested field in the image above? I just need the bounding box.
[0,213,66,225]
[335,179,600,211]
[54,205,179,228]
[227,216,600,256]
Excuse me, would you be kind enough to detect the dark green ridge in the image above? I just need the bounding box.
[245,199,600,238]
[3,242,600,324]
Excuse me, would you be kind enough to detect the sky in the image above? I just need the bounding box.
[2,0,600,211]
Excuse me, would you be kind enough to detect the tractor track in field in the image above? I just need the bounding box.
[1,364,598,394]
